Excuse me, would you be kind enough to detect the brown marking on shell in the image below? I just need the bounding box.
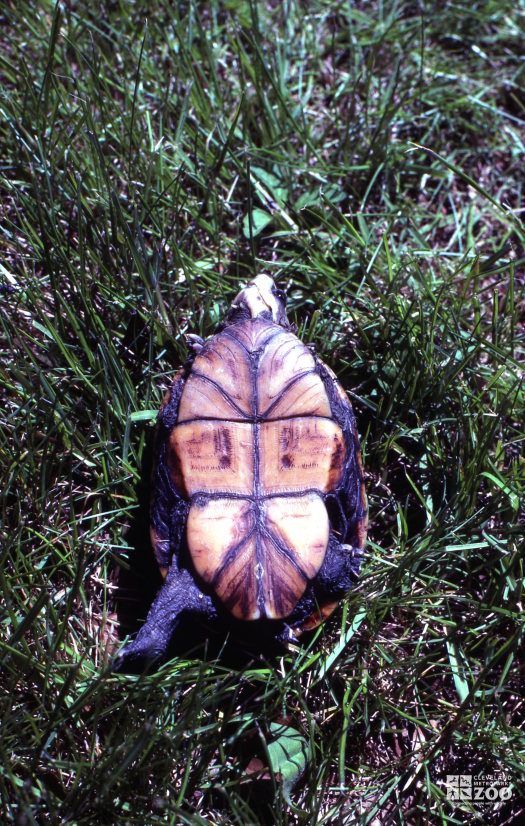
[257,330,324,414]
[214,535,260,620]
[257,531,309,619]
[262,371,332,419]
[225,316,280,353]
[264,494,328,579]
[213,528,309,621]
[313,360,368,551]
[357,478,368,549]
[177,320,334,423]
[185,493,330,621]
[293,600,339,635]
[177,374,246,421]
[168,421,254,496]
[211,526,308,621]
[336,382,350,405]
[159,388,173,412]
[187,498,254,589]
[259,417,346,495]
[178,333,253,421]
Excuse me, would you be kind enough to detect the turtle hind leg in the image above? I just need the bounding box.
[289,533,363,631]
[315,533,363,599]
[113,566,218,672]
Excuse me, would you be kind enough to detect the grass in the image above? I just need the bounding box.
[1,0,524,823]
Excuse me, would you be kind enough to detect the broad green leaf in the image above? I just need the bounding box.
[250,166,287,201]
[243,208,273,238]
[266,723,309,801]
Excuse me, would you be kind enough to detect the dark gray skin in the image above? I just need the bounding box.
[114,277,365,671]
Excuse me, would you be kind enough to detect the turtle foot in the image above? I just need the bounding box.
[112,633,168,673]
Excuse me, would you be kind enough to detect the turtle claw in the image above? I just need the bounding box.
[185,333,205,355]
[112,636,166,673]
[278,624,300,648]
[113,648,161,674]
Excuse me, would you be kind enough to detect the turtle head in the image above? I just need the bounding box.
[227,275,288,326]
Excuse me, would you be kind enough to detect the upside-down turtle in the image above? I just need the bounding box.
[116,275,366,668]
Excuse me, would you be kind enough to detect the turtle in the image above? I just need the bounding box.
[115,275,367,669]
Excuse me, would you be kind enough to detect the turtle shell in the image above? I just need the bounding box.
[153,314,366,630]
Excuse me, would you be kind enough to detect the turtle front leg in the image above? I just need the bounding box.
[113,564,218,672]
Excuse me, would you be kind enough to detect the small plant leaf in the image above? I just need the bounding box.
[266,723,310,800]
[243,208,273,237]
